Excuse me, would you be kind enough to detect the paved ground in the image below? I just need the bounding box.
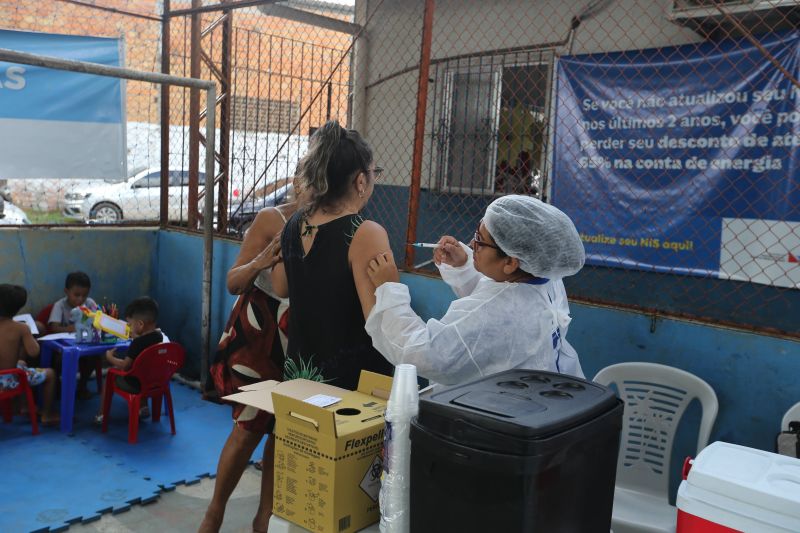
[69,466,263,533]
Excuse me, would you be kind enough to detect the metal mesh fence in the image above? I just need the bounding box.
[0,0,164,225]
[165,0,354,236]
[1,0,798,337]
[357,0,800,337]
[0,0,353,233]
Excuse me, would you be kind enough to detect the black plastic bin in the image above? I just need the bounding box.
[410,369,623,533]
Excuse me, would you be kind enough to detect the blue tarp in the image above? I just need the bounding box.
[0,29,125,179]
[0,30,122,123]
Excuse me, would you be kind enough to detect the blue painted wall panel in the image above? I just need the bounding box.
[0,227,156,316]
[563,267,800,335]
[154,230,240,378]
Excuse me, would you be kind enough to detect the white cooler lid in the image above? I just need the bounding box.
[686,441,800,520]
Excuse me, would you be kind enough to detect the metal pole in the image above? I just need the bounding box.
[326,81,332,121]
[0,48,212,89]
[170,0,278,17]
[55,0,163,22]
[202,86,217,392]
[217,4,233,234]
[160,0,171,227]
[405,0,435,269]
[188,0,202,230]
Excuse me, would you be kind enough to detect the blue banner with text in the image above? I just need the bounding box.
[553,32,800,282]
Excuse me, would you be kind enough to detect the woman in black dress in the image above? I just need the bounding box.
[271,120,395,389]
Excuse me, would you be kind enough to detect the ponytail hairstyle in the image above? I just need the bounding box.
[296,120,373,211]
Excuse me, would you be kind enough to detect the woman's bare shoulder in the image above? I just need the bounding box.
[247,207,286,238]
[276,202,299,218]
[351,219,390,252]
[254,206,284,224]
[356,218,388,234]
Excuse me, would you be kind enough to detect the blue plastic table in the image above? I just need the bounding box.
[40,337,131,432]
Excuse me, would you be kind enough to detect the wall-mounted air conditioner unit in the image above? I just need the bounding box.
[669,0,800,37]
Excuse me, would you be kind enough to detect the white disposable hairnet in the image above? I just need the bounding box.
[483,195,585,278]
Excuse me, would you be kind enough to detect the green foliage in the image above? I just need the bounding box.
[24,210,74,225]
[283,354,328,382]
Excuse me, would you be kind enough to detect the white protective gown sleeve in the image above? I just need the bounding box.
[436,244,483,297]
[366,244,584,385]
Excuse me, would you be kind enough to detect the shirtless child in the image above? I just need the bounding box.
[0,284,59,426]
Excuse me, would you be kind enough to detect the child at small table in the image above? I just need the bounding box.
[47,271,99,400]
[0,284,59,426]
[94,297,165,424]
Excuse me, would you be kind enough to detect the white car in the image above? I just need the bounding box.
[66,168,207,223]
[0,200,31,225]
[62,178,129,219]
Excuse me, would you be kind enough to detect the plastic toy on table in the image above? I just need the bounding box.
[70,307,95,343]
[92,310,129,340]
[70,306,130,344]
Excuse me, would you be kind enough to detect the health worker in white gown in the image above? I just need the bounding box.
[365,195,586,386]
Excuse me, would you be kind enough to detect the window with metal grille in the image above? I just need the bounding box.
[231,95,300,133]
[433,50,553,196]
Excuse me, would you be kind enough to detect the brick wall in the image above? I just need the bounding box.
[0,1,351,128]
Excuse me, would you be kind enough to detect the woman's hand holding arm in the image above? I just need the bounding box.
[226,209,284,295]
[249,235,282,271]
[367,252,400,289]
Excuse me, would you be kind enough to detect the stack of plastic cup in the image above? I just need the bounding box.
[379,364,419,533]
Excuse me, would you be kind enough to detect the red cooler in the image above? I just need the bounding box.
[677,441,800,533]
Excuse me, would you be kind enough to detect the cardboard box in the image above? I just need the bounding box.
[224,371,392,533]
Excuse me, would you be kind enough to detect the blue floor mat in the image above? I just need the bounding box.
[0,428,161,532]
[69,381,266,490]
[0,380,267,532]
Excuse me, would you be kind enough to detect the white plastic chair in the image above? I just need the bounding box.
[594,362,718,533]
[782,401,800,431]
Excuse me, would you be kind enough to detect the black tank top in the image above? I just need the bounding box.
[281,211,393,389]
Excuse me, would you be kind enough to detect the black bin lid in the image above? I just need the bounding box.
[417,369,618,451]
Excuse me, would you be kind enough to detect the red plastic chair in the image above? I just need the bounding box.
[38,303,103,392]
[101,342,185,444]
[0,368,39,435]
[35,303,55,334]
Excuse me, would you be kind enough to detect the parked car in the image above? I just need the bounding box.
[227,182,293,236]
[61,167,145,219]
[0,200,31,225]
[64,167,206,223]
